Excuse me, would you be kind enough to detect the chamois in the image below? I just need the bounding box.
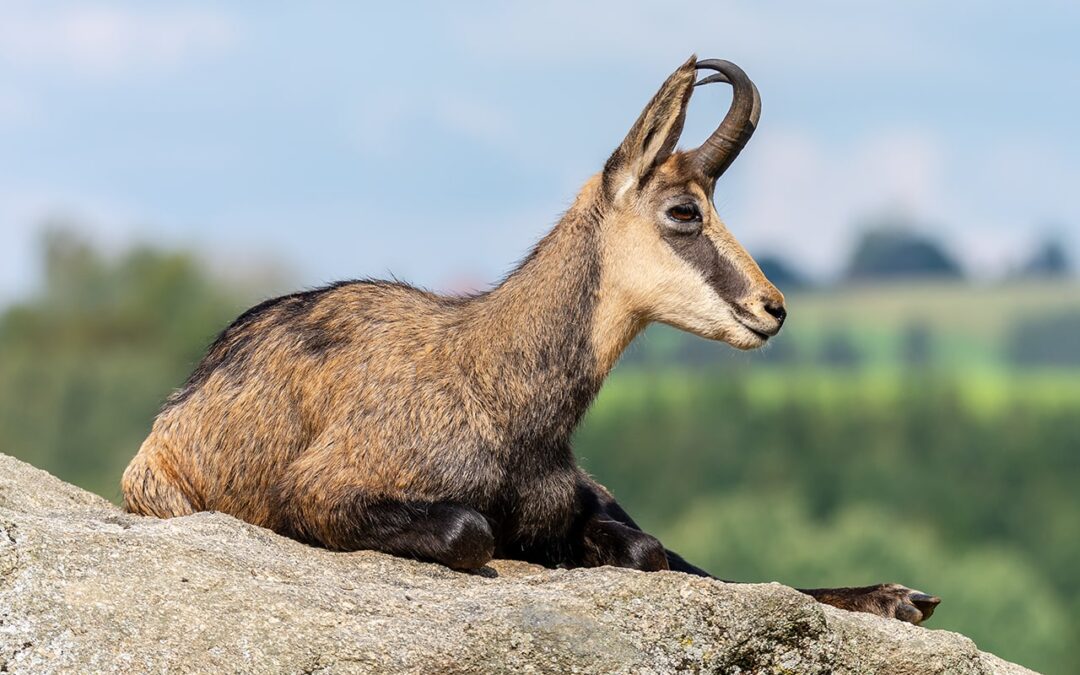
[123,57,940,624]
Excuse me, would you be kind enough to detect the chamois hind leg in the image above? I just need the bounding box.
[277,463,494,570]
[296,496,494,571]
[572,476,940,625]
[121,447,198,518]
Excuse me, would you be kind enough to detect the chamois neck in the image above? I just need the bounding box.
[462,176,642,442]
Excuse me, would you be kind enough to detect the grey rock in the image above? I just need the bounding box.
[0,453,1035,674]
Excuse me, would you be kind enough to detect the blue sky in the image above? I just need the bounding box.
[1,1,1078,301]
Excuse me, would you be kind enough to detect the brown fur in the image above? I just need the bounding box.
[122,58,783,556]
[125,187,609,549]
[120,57,943,625]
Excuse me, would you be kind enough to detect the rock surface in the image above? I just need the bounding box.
[0,453,1035,674]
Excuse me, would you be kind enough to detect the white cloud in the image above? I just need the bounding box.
[734,128,949,278]
[942,139,1080,274]
[0,3,237,78]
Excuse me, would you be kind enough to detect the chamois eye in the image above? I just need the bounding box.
[666,203,702,226]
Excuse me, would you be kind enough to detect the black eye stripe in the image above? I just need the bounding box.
[662,233,750,303]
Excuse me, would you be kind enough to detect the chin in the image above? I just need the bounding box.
[698,324,769,351]
[667,316,768,351]
[726,333,768,351]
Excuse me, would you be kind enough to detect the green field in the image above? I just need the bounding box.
[628,280,1080,372]
[789,281,1080,367]
[598,367,1080,414]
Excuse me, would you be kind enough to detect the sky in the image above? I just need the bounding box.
[1,1,1078,301]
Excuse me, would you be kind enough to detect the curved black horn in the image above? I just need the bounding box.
[690,59,761,180]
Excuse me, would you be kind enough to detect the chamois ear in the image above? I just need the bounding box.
[604,56,697,202]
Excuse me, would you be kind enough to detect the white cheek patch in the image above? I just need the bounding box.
[644,244,743,339]
[665,287,742,338]
[603,214,753,345]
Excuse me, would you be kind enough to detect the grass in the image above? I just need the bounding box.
[594,366,1080,420]
[789,280,1080,336]
[623,279,1080,371]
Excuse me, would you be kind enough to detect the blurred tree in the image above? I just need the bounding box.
[576,371,1080,673]
[0,225,252,497]
[677,334,729,366]
[754,335,799,364]
[845,219,963,282]
[1004,310,1080,366]
[900,321,934,368]
[1017,235,1070,279]
[819,329,862,368]
[754,254,809,292]
[662,491,1069,674]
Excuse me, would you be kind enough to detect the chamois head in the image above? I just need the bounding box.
[599,57,785,350]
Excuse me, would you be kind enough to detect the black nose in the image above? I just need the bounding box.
[764,299,787,326]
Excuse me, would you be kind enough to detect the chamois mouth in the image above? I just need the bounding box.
[730,304,783,344]
[745,325,771,341]
[734,318,777,346]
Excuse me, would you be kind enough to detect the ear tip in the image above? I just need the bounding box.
[672,56,698,89]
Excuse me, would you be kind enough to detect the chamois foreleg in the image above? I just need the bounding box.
[570,476,940,624]
[571,475,706,574]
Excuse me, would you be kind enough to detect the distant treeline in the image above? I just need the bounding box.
[759,216,1071,292]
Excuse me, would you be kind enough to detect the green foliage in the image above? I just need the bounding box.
[575,369,1080,673]
[845,220,963,281]
[663,492,1069,673]
[1005,310,1080,366]
[754,255,808,293]
[1018,235,1071,279]
[0,229,247,497]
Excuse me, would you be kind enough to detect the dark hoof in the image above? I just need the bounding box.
[906,591,941,623]
[437,507,495,571]
[807,583,941,625]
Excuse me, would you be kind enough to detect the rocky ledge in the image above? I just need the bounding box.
[0,453,1034,674]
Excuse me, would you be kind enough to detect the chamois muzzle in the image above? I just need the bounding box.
[690,59,761,181]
